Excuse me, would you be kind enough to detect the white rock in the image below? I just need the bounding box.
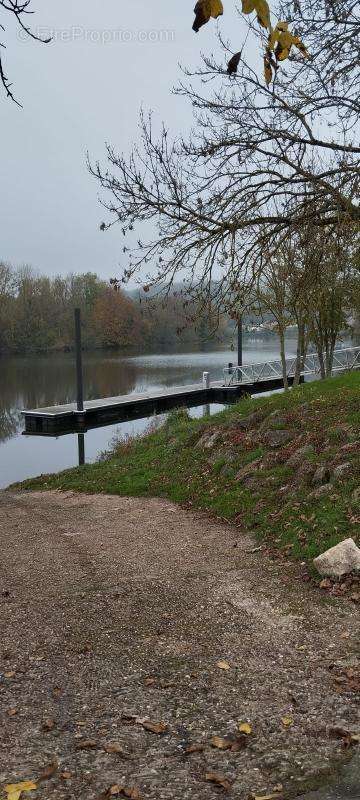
[314,538,360,578]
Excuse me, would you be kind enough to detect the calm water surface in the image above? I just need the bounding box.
[0,336,298,488]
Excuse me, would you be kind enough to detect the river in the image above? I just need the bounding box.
[0,336,298,488]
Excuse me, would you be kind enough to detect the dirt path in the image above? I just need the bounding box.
[0,491,359,800]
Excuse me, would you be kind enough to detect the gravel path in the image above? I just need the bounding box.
[0,490,359,800]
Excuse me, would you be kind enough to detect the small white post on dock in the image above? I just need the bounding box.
[203,371,210,389]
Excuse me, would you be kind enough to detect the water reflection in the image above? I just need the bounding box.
[0,339,298,487]
[78,433,86,467]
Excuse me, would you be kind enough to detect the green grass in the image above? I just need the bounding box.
[15,372,360,563]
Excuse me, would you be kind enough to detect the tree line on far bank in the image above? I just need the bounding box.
[0,262,232,355]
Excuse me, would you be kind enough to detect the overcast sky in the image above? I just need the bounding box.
[1,1,241,282]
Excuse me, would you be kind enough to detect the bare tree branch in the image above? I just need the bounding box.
[0,0,51,106]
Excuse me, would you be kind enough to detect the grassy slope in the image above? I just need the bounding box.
[17,372,360,563]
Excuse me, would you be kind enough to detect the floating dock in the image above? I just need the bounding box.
[22,376,291,437]
[22,345,360,437]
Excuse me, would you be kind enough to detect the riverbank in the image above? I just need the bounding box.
[19,372,360,572]
[1,490,359,800]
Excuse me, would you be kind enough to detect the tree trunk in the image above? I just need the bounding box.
[326,335,337,376]
[293,319,306,386]
[317,345,326,379]
[279,330,289,390]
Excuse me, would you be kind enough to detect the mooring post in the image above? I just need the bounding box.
[238,316,243,367]
[74,307,84,413]
[203,371,210,390]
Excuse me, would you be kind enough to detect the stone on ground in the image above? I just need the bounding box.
[314,538,360,578]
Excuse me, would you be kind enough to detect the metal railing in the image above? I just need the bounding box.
[223,346,360,386]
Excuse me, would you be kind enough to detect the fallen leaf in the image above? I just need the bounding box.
[238,722,252,735]
[75,738,97,750]
[4,671,16,679]
[6,708,18,717]
[340,631,350,639]
[78,642,92,654]
[328,725,350,739]
[52,686,63,699]
[216,660,231,670]
[159,679,173,689]
[38,760,58,781]
[144,677,156,686]
[60,772,72,780]
[5,782,37,800]
[106,787,140,799]
[121,714,137,724]
[252,794,283,800]
[185,743,205,754]
[141,720,167,735]
[281,716,293,728]
[328,726,359,746]
[211,736,232,750]
[205,772,232,791]
[105,742,124,754]
[320,578,332,589]
[42,718,55,732]
[230,734,248,751]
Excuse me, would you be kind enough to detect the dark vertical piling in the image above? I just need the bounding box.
[74,308,84,412]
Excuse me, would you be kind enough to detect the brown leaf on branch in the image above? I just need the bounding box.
[264,51,273,85]
[269,21,308,61]
[227,52,241,75]
[253,0,271,29]
[193,0,224,33]
[242,0,256,12]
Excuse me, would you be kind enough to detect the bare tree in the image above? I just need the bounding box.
[0,0,50,105]
[91,0,360,313]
